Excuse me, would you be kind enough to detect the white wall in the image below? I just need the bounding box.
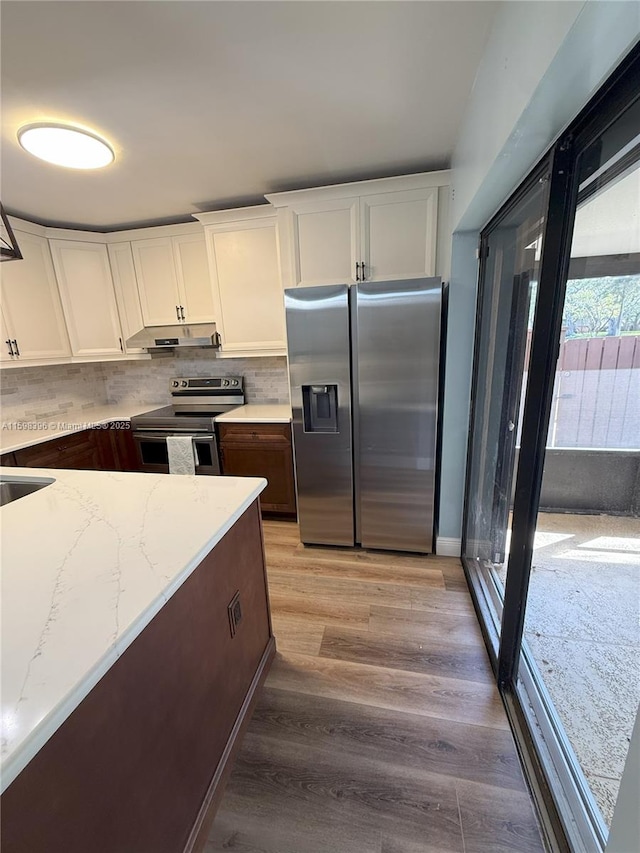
[451,0,584,231]
[437,230,479,549]
[438,0,640,545]
[452,0,640,232]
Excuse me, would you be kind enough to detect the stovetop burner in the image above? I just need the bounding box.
[130,376,245,433]
[138,406,230,419]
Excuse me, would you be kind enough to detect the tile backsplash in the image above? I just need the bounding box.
[102,352,290,407]
[0,353,290,423]
[0,362,109,422]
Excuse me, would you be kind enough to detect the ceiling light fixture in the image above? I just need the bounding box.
[17,123,115,170]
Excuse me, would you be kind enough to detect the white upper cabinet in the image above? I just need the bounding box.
[0,307,15,363]
[288,197,359,287]
[197,207,285,354]
[107,242,146,353]
[131,233,214,326]
[0,230,71,361]
[266,172,449,289]
[172,233,215,323]
[359,187,438,281]
[131,237,180,325]
[50,240,124,358]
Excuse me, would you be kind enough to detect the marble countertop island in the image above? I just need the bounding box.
[0,467,266,792]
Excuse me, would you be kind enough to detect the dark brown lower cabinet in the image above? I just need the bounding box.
[12,423,138,472]
[0,452,17,466]
[14,428,105,469]
[218,422,296,516]
[0,501,275,853]
[98,421,139,471]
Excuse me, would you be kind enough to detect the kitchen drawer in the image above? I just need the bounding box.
[218,423,291,444]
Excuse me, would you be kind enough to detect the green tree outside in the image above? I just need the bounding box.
[563,275,640,337]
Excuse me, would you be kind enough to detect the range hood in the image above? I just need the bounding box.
[126,323,221,351]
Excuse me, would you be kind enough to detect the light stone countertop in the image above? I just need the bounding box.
[215,404,292,424]
[0,466,266,792]
[0,403,166,455]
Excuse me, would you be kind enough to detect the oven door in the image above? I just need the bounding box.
[132,432,221,475]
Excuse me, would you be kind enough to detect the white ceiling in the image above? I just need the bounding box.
[1,1,496,231]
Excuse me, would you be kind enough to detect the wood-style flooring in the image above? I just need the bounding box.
[206,521,545,853]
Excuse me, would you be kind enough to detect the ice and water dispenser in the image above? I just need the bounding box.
[302,384,339,433]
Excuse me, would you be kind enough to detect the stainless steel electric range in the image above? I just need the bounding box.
[130,376,245,474]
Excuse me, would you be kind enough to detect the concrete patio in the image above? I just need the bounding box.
[496,512,640,826]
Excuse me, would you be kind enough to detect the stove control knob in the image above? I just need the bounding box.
[171,380,179,388]
[181,381,188,388]
[231,379,238,386]
[222,379,230,387]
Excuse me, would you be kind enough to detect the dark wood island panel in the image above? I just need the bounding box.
[1,500,275,853]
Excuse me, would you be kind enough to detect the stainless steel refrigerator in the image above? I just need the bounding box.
[285,278,441,553]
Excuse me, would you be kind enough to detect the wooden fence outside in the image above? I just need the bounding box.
[519,335,640,449]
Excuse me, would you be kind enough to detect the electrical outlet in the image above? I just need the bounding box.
[227,591,242,637]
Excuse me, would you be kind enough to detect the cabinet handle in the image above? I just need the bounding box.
[175,305,180,321]
[5,339,14,357]
[355,262,360,282]
[119,337,124,352]
[360,262,366,281]
[11,339,20,357]
[180,305,185,321]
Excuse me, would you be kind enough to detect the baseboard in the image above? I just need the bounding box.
[184,635,277,853]
[436,536,462,557]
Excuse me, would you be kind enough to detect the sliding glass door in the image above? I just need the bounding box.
[462,46,640,853]
[463,166,550,648]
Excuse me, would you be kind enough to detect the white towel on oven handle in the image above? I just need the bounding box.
[166,435,197,475]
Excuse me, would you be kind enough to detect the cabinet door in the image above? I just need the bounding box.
[219,424,296,514]
[207,221,285,351]
[14,429,102,470]
[289,198,359,287]
[360,187,438,281]
[107,243,146,353]
[172,233,215,323]
[50,241,124,357]
[92,427,118,470]
[109,422,139,471]
[0,231,71,360]
[131,237,181,325]
[0,307,14,363]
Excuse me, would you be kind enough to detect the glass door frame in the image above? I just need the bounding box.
[461,43,640,853]
[461,155,553,672]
